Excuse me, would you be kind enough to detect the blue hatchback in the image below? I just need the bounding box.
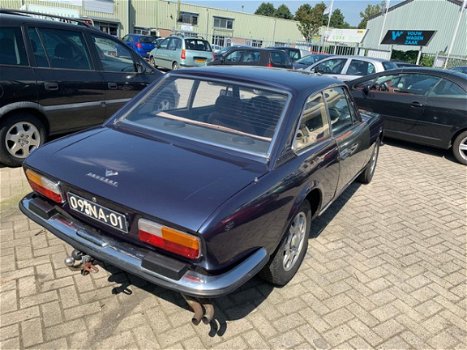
[122,34,157,58]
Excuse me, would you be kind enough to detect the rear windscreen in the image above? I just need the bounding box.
[184,39,212,52]
[383,61,398,70]
[139,36,155,43]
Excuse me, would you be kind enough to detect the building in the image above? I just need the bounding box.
[362,0,466,57]
[0,0,304,47]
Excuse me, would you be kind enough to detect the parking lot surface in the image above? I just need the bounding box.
[0,141,465,349]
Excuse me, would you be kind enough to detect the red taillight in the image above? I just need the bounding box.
[181,49,186,60]
[138,219,200,260]
[136,42,142,49]
[25,169,63,203]
[266,62,273,68]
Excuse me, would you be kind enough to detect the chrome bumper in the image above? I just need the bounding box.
[20,194,268,298]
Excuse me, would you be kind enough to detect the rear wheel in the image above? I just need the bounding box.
[150,56,157,68]
[0,113,46,167]
[358,137,380,184]
[452,131,467,165]
[172,62,179,70]
[260,201,311,286]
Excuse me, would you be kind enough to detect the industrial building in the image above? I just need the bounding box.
[0,0,304,47]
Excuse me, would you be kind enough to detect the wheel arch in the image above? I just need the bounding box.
[0,103,50,137]
[451,128,467,148]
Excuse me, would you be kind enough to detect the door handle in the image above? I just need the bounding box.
[411,101,423,108]
[44,82,58,91]
[108,82,118,90]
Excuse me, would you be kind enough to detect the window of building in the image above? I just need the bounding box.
[212,35,225,47]
[246,40,262,48]
[134,27,150,35]
[94,21,119,37]
[213,17,233,29]
[178,12,198,26]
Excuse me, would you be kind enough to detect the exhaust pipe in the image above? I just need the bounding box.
[202,302,214,324]
[182,295,204,325]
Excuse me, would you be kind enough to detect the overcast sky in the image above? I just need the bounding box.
[184,0,403,26]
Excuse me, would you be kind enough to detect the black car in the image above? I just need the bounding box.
[20,67,382,323]
[208,47,292,69]
[293,53,332,70]
[268,46,302,62]
[0,10,163,166]
[347,68,467,164]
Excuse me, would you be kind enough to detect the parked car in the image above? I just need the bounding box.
[211,44,223,53]
[450,66,467,74]
[303,55,398,81]
[0,10,163,166]
[269,46,302,61]
[20,66,382,323]
[149,34,213,70]
[212,45,247,60]
[121,34,158,59]
[347,67,467,164]
[208,47,293,69]
[293,53,332,70]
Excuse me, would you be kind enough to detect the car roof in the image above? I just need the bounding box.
[170,66,343,95]
[0,12,96,32]
[324,55,392,63]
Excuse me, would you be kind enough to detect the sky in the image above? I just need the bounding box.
[183,0,403,27]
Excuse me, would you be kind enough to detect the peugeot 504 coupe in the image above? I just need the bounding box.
[20,67,382,324]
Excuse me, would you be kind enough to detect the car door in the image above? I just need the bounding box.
[324,86,370,194]
[343,59,377,81]
[87,33,157,117]
[309,58,348,80]
[153,38,170,69]
[28,26,107,134]
[417,77,467,148]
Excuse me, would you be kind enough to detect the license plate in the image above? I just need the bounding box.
[67,193,128,233]
[195,58,206,63]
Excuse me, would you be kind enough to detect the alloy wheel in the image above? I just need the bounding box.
[5,121,41,159]
[282,212,307,271]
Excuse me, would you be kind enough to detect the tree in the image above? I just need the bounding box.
[295,2,326,41]
[328,9,348,29]
[275,4,293,20]
[358,1,385,29]
[255,2,276,17]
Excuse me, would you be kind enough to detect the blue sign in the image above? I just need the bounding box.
[381,30,436,46]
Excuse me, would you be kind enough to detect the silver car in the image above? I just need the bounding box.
[149,35,213,70]
[302,55,398,81]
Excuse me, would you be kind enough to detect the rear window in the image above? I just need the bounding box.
[118,76,289,158]
[185,39,212,52]
[382,61,398,70]
[0,27,28,66]
[139,36,155,43]
[271,51,288,66]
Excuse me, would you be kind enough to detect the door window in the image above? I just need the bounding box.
[36,28,91,70]
[91,35,136,73]
[324,87,354,134]
[0,27,28,66]
[158,38,169,49]
[314,58,347,74]
[27,28,49,67]
[429,78,466,98]
[168,38,181,50]
[293,92,330,151]
[346,59,376,75]
[241,50,260,64]
[225,50,242,63]
[271,51,287,66]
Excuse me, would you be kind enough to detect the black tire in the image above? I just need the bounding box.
[0,113,46,167]
[358,137,380,184]
[260,201,311,286]
[172,62,179,70]
[452,131,467,165]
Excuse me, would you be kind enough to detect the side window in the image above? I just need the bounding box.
[168,38,178,50]
[347,59,376,75]
[37,28,91,70]
[429,78,465,97]
[158,38,169,49]
[240,50,260,64]
[91,35,136,72]
[289,50,300,61]
[324,87,353,134]
[293,92,330,151]
[315,58,347,74]
[271,52,286,65]
[0,27,28,66]
[27,28,49,67]
[225,50,242,63]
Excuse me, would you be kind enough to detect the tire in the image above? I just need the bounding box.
[0,114,46,167]
[260,200,311,286]
[358,137,380,184]
[172,62,179,70]
[452,131,467,165]
[150,56,157,68]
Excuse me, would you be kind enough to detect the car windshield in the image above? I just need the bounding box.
[185,39,212,51]
[117,76,289,157]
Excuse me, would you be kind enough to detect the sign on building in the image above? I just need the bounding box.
[327,29,368,44]
[381,30,436,46]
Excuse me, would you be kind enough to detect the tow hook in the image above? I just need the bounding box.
[64,249,99,275]
[182,294,215,325]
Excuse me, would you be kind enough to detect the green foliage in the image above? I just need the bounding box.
[295,2,326,41]
[275,4,293,19]
[325,9,350,29]
[358,1,385,29]
[255,2,276,17]
[420,55,434,67]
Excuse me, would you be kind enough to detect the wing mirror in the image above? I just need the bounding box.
[136,62,145,74]
[363,84,370,95]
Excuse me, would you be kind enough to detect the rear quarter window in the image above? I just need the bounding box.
[0,27,28,66]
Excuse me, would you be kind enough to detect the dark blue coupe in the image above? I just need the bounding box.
[20,67,382,324]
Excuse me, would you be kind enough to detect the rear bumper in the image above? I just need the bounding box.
[20,194,268,298]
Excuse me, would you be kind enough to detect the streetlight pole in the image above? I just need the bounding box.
[444,0,466,68]
[378,0,390,48]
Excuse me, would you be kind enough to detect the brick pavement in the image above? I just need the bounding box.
[0,141,466,349]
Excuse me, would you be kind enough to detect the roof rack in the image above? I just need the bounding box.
[0,9,95,28]
[170,32,205,40]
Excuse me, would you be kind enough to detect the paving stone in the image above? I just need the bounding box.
[21,317,43,347]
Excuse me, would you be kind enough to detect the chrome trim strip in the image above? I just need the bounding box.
[20,195,268,297]
[43,99,131,111]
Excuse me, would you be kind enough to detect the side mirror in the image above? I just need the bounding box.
[363,85,370,95]
[136,62,145,74]
[310,68,316,73]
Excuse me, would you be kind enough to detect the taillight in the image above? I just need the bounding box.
[136,42,142,49]
[266,62,273,68]
[138,219,200,260]
[181,49,186,60]
[25,169,63,203]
